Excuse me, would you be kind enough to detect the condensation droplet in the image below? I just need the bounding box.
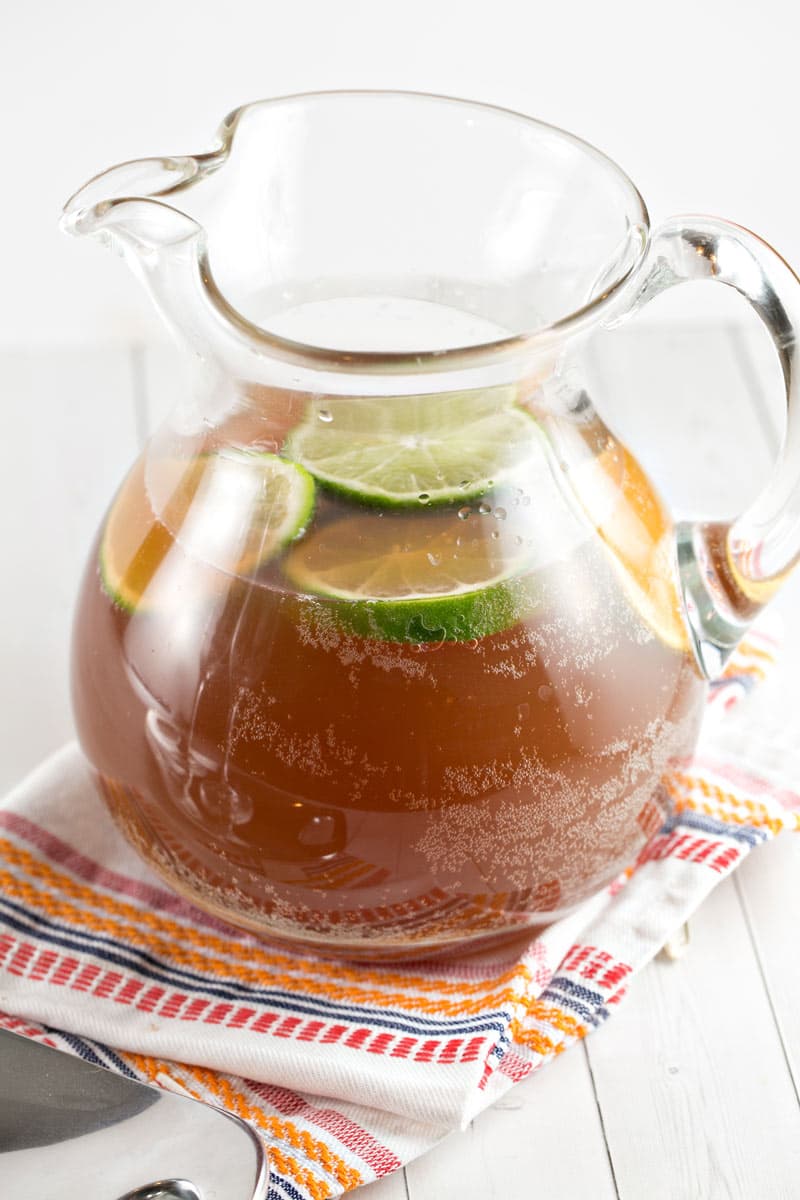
[457,506,471,521]
[426,551,441,566]
[521,495,531,507]
[318,409,333,423]
[538,684,554,701]
[459,480,471,491]
[494,506,507,520]
[514,535,524,545]
[478,502,491,516]
[418,493,431,505]
[490,529,500,540]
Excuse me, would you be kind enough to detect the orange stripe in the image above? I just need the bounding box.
[183,1063,362,1195]
[731,640,776,665]
[665,775,786,835]
[0,857,531,1019]
[0,833,532,1004]
[127,1052,357,1199]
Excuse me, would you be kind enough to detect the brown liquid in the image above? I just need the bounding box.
[72,427,704,958]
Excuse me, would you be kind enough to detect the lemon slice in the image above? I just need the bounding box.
[285,387,542,506]
[101,452,314,611]
[283,507,542,641]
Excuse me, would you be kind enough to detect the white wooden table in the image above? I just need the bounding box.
[1,324,799,1199]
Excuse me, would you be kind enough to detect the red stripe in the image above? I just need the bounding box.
[344,1027,371,1050]
[460,1036,485,1063]
[228,1006,257,1029]
[116,978,145,1006]
[390,1036,417,1059]
[296,1019,325,1042]
[413,1038,439,1062]
[137,986,166,1013]
[92,970,124,999]
[28,948,59,982]
[51,955,81,987]
[438,1038,464,1064]
[320,1023,347,1044]
[366,1032,393,1056]
[205,1003,234,1025]
[7,941,37,977]
[182,997,210,1022]
[72,963,102,992]
[0,934,15,966]
[160,992,190,1018]
[273,1016,302,1038]
[251,1012,279,1034]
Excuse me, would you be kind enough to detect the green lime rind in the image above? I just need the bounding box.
[98,544,139,614]
[302,574,541,643]
[99,451,316,614]
[284,389,542,508]
[263,456,317,550]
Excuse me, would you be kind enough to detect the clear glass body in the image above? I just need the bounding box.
[64,93,800,958]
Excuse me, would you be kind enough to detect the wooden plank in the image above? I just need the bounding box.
[0,349,140,795]
[585,876,800,1199]
[402,1047,618,1200]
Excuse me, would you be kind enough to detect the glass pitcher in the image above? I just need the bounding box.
[63,93,800,960]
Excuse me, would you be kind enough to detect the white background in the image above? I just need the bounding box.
[1,0,794,347]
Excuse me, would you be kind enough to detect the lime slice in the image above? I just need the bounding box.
[282,507,541,641]
[285,387,542,507]
[101,451,314,611]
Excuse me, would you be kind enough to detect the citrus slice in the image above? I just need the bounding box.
[101,451,314,611]
[571,442,689,652]
[285,387,543,506]
[282,507,541,641]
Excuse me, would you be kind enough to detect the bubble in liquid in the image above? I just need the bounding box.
[457,506,471,521]
[418,493,431,505]
[478,502,491,516]
[318,409,333,423]
[494,506,507,520]
[538,685,554,702]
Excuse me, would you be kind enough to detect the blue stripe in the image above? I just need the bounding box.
[268,1175,308,1200]
[544,976,604,1008]
[663,810,765,848]
[540,991,602,1027]
[0,896,510,1042]
[54,1029,108,1068]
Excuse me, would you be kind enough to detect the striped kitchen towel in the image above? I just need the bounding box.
[0,625,797,1200]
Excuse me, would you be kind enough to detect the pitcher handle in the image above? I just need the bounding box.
[623,215,800,677]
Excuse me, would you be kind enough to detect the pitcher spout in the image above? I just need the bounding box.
[62,153,228,358]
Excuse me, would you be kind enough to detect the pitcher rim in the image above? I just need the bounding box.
[65,90,652,374]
